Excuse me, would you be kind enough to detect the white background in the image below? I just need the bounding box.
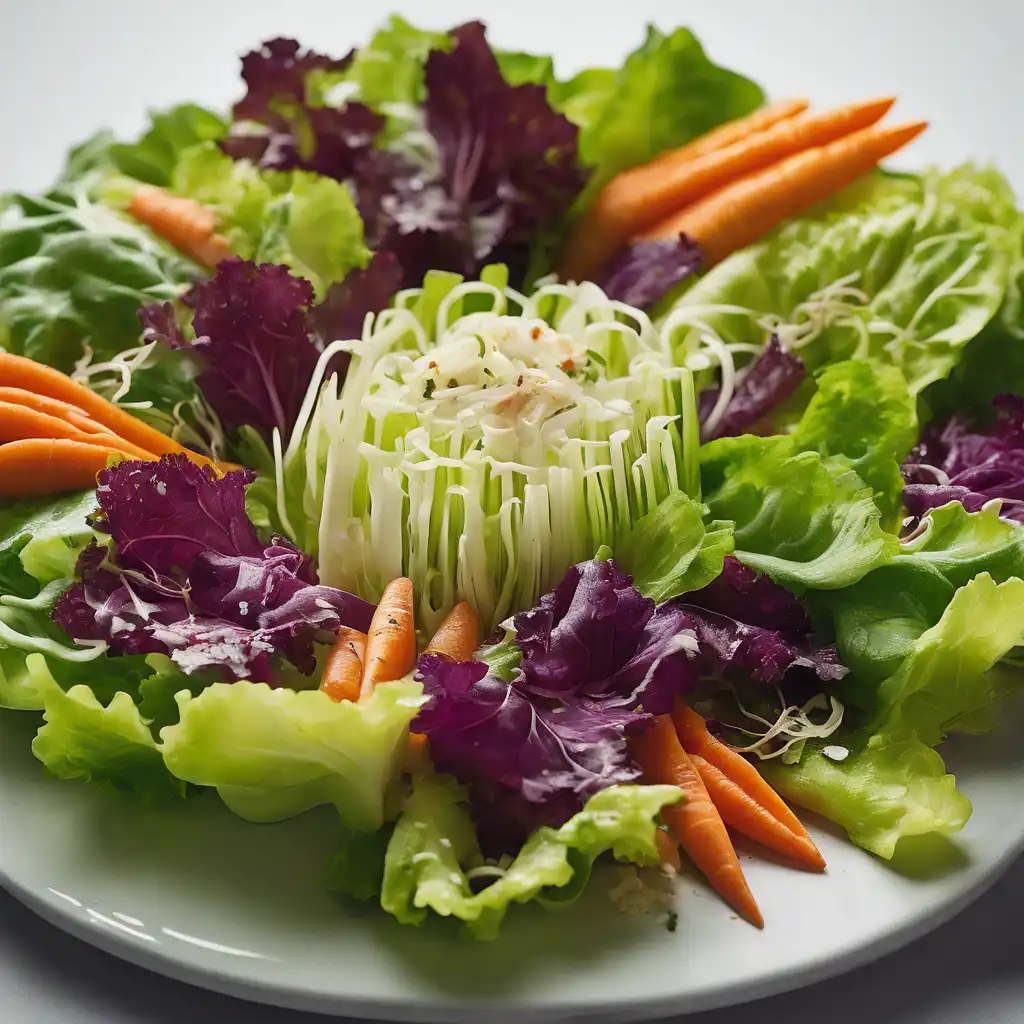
[1,1,1022,1021]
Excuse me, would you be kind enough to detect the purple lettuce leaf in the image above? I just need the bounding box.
[139,301,187,349]
[309,250,405,346]
[699,335,806,441]
[420,22,586,271]
[140,259,320,444]
[53,456,373,680]
[677,557,847,685]
[232,38,353,124]
[596,235,702,310]
[413,559,697,841]
[902,395,1024,525]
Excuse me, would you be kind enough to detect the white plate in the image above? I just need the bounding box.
[2,1,1022,1021]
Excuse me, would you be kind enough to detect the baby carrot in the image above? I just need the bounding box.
[423,601,480,662]
[0,400,157,461]
[600,98,894,251]
[639,119,928,266]
[633,715,763,928]
[0,438,117,499]
[127,186,232,269]
[691,754,825,871]
[320,628,368,704]
[360,578,416,698]
[559,97,810,282]
[671,702,816,847]
[0,353,204,464]
[646,97,811,169]
[0,388,106,435]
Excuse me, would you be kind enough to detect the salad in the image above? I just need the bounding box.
[1,14,1022,942]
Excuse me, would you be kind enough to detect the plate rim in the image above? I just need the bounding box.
[2,814,1022,1023]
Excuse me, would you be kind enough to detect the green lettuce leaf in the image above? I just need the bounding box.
[616,491,734,602]
[701,436,898,590]
[0,185,196,370]
[169,143,370,296]
[160,679,425,830]
[0,491,98,596]
[788,360,917,525]
[64,104,227,188]
[344,15,448,112]
[378,773,680,939]
[818,503,1024,699]
[762,734,970,860]
[672,165,1018,396]
[773,571,1024,859]
[572,27,763,206]
[874,573,1024,746]
[33,675,184,802]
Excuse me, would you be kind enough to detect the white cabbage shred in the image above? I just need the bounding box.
[283,278,700,632]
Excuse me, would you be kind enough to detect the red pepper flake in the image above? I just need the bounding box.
[530,326,543,340]
[517,375,524,387]
[561,359,575,372]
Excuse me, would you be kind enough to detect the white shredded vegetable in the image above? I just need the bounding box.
[284,277,700,632]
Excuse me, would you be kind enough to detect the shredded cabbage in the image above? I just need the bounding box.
[284,271,700,631]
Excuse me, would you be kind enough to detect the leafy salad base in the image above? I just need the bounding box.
[1,688,1020,1021]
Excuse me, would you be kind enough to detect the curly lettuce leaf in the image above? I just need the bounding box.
[701,436,898,590]
[379,773,679,939]
[33,678,184,802]
[170,143,370,296]
[615,491,734,603]
[874,573,1024,746]
[789,360,918,525]
[773,571,1024,859]
[0,186,196,370]
[762,734,970,860]
[672,165,1018,396]
[160,679,425,830]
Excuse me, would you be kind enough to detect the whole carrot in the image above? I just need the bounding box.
[600,97,894,244]
[646,97,811,169]
[0,438,117,499]
[360,578,416,698]
[671,702,815,846]
[0,400,156,461]
[560,97,810,282]
[639,120,928,266]
[423,601,480,662]
[691,754,825,872]
[0,388,106,434]
[0,353,201,464]
[128,186,232,269]
[633,715,763,928]
[320,628,368,704]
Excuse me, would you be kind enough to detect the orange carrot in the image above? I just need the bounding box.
[671,702,816,847]
[424,601,480,662]
[0,353,202,463]
[691,754,825,871]
[360,578,416,697]
[633,715,763,928]
[0,400,157,461]
[594,97,893,260]
[0,438,117,499]
[646,97,811,169]
[319,627,368,703]
[655,827,682,875]
[559,98,809,281]
[0,388,107,435]
[127,186,233,269]
[638,120,928,266]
